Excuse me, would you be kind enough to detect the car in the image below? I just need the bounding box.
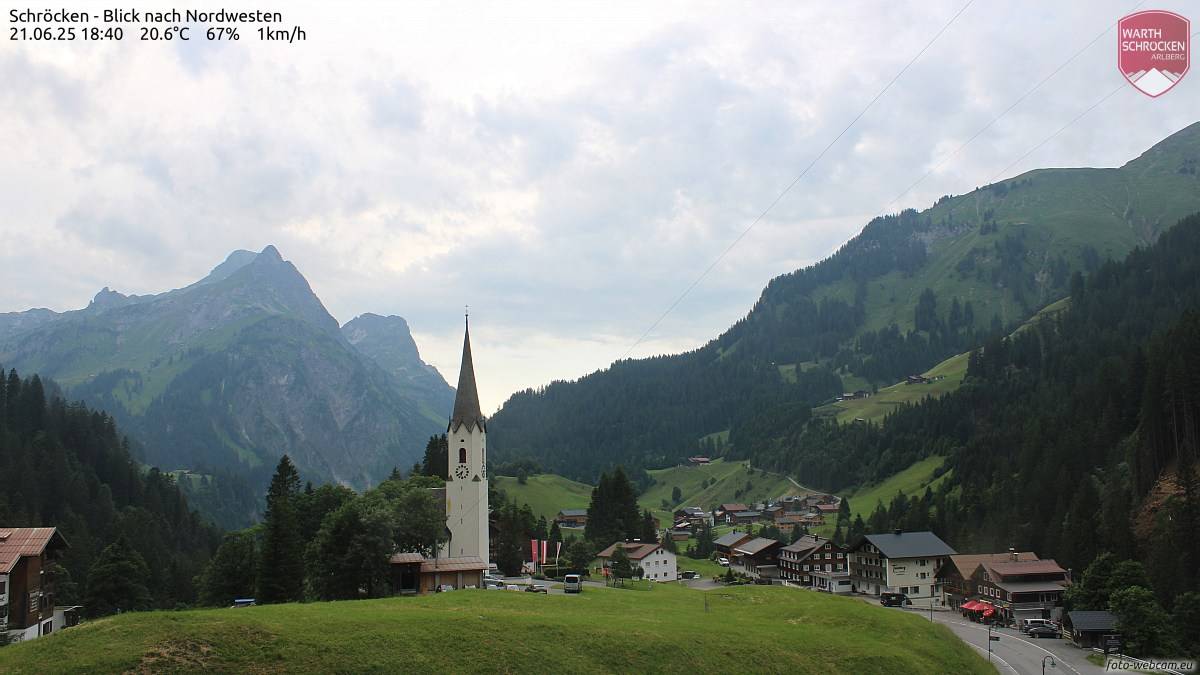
[230,598,256,608]
[505,584,521,591]
[880,592,910,607]
[524,584,548,593]
[1027,625,1062,639]
[1020,618,1054,633]
[435,584,455,593]
[678,570,699,580]
[717,557,730,566]
[563,574,583,593]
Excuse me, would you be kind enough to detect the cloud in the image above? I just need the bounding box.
[2,0,1198,411]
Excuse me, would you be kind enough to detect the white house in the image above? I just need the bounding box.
[596,541,677,581]
[847,530,956,602]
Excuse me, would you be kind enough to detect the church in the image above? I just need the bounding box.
[389,317,491,593]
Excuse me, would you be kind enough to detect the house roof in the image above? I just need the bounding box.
[717,503,748,513]
[943,552,1039,579]
[714,531,754,548]
[815,503,841,512]
[1068,610,1117,632]
[449,320,486,433]
[995,580,1068,594]
[596,541,662,561]
[732,511,761,518]
[420,556,488,573]
[853,531,956,558]
[0,527,69,574]
[558,509,588,517]
[734,537,782,556]
[781,535,828,556]
[985,560,1066,578]
[389,552,425,564]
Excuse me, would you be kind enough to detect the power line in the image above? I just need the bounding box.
[616,0,976,361]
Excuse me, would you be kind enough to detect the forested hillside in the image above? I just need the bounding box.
[0,369,219,610]
[491,123,1200,481]
[768,213,1200,610]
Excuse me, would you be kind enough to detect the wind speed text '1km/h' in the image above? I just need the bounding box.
[7,8,306,43]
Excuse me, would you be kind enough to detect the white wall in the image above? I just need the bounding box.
[634,548,677,581]
[443,423,490,562]
[886,556,942,599]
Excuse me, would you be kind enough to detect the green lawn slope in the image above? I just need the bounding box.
[0,584,991,674]
[640,459,806,523]
[493,473,594,522]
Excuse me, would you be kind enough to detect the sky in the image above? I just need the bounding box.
[2,0,1198,412]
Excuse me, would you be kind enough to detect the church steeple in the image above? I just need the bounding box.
[449,316,485,432]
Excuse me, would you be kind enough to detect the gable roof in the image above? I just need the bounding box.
[557,509,588,517]
[596,541,662,561]
[853,531,956,558]
[0,527,69,574]
[1068,610,1117,632]
[420,556,488,573]
[717,503,748,513]
[984,559,1066,578]
[732,511,762,518]
[943,552,1039,579]
[714,531,754,548]
[734,537,782,556]
[781,535,829,556]
[449,319,486,433]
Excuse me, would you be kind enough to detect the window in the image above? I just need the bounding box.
[459,447,467,463]
[0,579,5,594]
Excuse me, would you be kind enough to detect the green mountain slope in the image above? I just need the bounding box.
[492,473,594,522]
[0,585,991,674]
[0,246,451,500]
[491,122,1200,481]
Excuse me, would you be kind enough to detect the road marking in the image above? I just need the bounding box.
[964,642,1020,675]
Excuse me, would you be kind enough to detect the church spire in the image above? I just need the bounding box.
[449,315,485,432]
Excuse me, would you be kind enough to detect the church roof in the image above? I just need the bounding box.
[449,318,486,433]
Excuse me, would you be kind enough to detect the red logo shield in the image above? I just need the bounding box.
[1118,10,1190,97]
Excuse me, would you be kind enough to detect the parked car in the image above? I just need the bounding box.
[1027,625,1062,639]
[678,570,699,580]
[525,584,548,594]
[435,584,455,593]
[505,584,521,591]
[880,592,910,607]
[1020,618,1054,633]
[717,557,730,566]
[564,574,583,593]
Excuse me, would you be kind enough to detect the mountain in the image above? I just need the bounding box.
[0,246,451,500]
[490,121,1200,481]
[341,313,454,423]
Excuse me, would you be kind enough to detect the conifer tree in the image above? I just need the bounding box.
[84,536,153,617]
[257,455,304,603]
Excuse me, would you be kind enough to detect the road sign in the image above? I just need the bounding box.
[990,636,1001,641]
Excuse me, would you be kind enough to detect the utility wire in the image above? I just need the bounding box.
[617,0,976,361]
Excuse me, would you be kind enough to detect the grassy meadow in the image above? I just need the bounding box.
[0,584,991,674]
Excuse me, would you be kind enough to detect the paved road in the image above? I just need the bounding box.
[896,606,1103,675]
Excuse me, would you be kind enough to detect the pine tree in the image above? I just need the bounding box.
[257,455,304,603]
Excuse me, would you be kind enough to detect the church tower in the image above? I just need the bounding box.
[442,317,489,562]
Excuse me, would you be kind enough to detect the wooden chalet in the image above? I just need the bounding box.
[0,527,70,642]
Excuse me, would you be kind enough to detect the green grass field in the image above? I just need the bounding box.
[640,459,806,523]
[0,584,991,674]
[493,473,594,522]
[816,352,969,425]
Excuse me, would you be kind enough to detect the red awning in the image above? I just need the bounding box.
[961,601,980,610]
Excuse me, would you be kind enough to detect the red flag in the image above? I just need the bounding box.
[531,538,538,565]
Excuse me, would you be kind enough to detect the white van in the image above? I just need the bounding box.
[1021,618,1053,633]
[564,574,583,593]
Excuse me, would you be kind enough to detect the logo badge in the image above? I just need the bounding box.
[1118,10,1190,97]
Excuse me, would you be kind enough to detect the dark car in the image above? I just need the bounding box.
[880,592,910,607]
[524,584,548,594]
[1027,625,1062,639]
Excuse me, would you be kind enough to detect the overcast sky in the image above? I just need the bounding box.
[3,0,1198,412]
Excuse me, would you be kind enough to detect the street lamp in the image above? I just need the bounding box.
[1042,655,1056,675]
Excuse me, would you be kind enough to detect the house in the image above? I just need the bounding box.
[729,510,762,525]
[1065,610,1119,649]
[687,456,711,466]
[596,541,677,582]
[799,513,825,527]
[732,537,782,578]
[814,503,841,516]
[906,374,930,385]
[389,552,488,594]
[713,503,749,524]
[774,513,806,527]
[713,531,754,557]
[938,551,1039,607]
[778,535,851,593]
[969,558,1069,624]
[0,527,70,642]
[848,530,956,602]
[555,509,588,528]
